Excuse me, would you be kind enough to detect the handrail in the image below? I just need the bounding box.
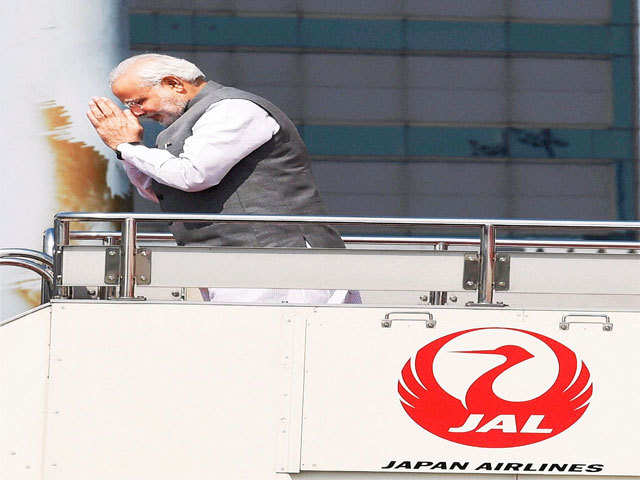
[52,212,640,305]
[0,258,54,300]
[67,230,640,250]
[0,249,54,268]
[54,212,640,229]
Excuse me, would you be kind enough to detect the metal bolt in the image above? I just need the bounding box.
[382,321,391,328]
[497,281,506,287]
[108,250,116,256]
[140,250,147,257]
[107,274,114,281]
[449,295,458,303]
[87,289,96,296]
[465,280,475,287]
[56,275,62,281]
[171,290,180,298]
[498,256,507,262]
[466,255,477,262]
[419,295,429,302]
[560,323,569,330]
[139,275,147,282]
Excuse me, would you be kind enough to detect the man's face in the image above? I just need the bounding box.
[112,71,187,126]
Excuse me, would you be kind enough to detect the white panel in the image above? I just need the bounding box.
[44,302,311,479]
[304,87,403,122]
[313,161,407,194]
[405,0,505,18]
[301,0,403,15]
[408,89,506,123]
[408,163,511,195]
[233,53,300,86]
[304,54,403,88]
[513,92,611,124]
[235,84,303,119]
[300,307,640,475]
[509,195,617,220]
[0,306,50,479]
[61,246,466,292]
[408,57,505,89]
[511,163,615,196]
[509,253,640,294]
[322,193,408,216]
[512,0,610,21]
[513,59,610,93]
[407,194,511,219]
[169,51,234,84]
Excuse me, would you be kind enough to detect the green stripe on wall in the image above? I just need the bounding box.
[131,14,634,55]
[301,125,634,160]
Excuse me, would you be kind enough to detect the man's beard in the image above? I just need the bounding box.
[153,94,188,126]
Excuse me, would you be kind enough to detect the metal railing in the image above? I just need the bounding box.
[0,249,54,301]
[52,212,640,306]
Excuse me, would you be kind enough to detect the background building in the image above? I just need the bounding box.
[128,0,638,223]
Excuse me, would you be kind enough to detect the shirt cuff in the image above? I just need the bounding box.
[116,142,141,160]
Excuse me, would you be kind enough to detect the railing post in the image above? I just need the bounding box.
[98,235,118,300]
[477,224,496,304]
[53,219,70,299]
[119,217,137,299]
[41,228,55,303]
[429,242,448,305]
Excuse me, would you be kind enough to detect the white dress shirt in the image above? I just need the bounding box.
[118,98,350,305]
[119,98,280,202]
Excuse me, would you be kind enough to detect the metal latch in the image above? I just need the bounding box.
[463,253,510,291]
[560,314,613,331]
[104,247,151,285]
[381,311,436,328]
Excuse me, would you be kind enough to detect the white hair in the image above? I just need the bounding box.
[109,54,205,86]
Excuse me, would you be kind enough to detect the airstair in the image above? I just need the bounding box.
[1,212,639,479]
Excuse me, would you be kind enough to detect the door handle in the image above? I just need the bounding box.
[560,313,612,331]
[381,311,435,328]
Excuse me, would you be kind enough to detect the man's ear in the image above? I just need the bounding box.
[161,76,187,93]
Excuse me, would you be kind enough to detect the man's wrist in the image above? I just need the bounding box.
[115,142,141,160]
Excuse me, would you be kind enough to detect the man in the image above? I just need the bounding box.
[88,53,359,304]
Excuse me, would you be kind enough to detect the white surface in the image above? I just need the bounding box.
[61,246,464,291]
[43,302,312,480]
[0,306,51,479]
[298,307,640,475]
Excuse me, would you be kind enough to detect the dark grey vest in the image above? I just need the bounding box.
[151,82,344,248]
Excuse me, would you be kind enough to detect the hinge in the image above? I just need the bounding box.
[135,248,152,285]
[462,253,510,291]
[104,247,120,284]
[104,247,151,285]
[494,254,510,291]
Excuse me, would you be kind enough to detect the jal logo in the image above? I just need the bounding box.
[398,328,592,447]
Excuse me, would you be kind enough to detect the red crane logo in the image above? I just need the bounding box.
[398,328,592,447]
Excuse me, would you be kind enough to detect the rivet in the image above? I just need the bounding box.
[139,275,147,282]
[108,250,116,256]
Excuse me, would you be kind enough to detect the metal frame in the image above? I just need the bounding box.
[52,212,640,305]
